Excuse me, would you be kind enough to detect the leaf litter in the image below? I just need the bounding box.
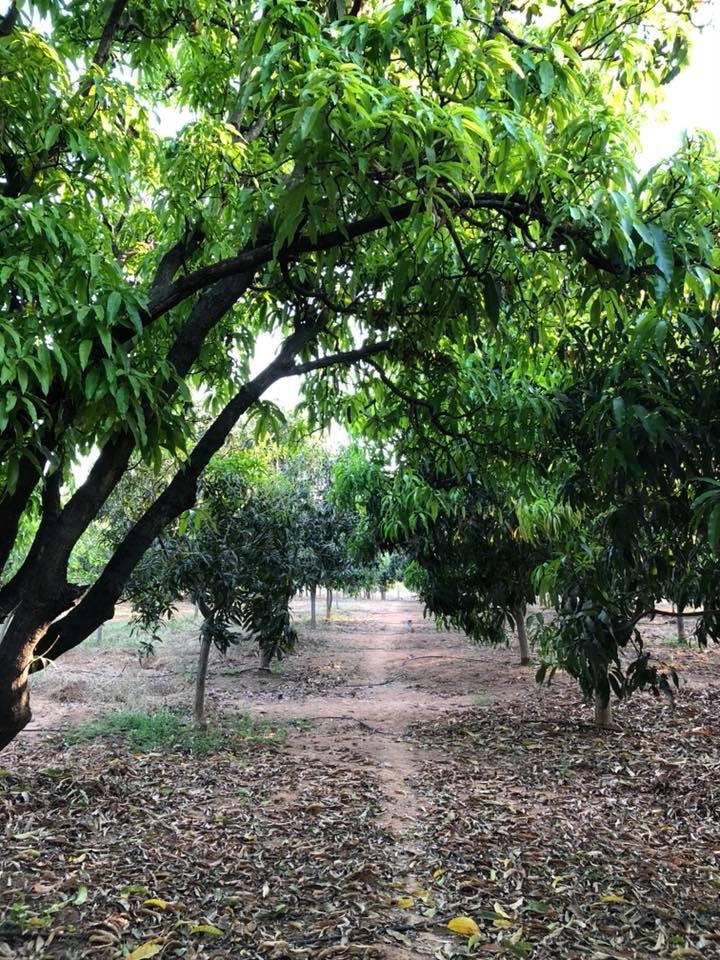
[1,605,719,958]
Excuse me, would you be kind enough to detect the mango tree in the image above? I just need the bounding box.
[1,0,713,748]
[126,452,302,726]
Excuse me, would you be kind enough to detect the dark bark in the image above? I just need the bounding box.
[325,588,333,619]
[90,0,130,67]
[0,458,43,590]
[0,323,323,747]
[0,2,18,36]
[33,322,321,668]
[259,645,274,671]
[194,622,212,728]
[153,193,534,316]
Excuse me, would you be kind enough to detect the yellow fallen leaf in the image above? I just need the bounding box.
[126,943,163,960]
[493,918,513,928]
[493,902,511,919]
[190,924,223,937]
[143,898,169,911]
[394,897,414,909]
[601,894,626,904]
[432,868,444,879]
[447,916,480,937]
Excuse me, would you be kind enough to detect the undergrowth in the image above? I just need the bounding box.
[65,709,283,754]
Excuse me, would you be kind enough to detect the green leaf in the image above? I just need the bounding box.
[709,505,720,551]
[190,924,223,937]
[79,340,93,370]
[44,124,62,150]
[537,61,555,97]
[647,225,674,282]
[482,274,501,327]
[98,327,113,357]
[612,397,625,430]
[106,291,122,326]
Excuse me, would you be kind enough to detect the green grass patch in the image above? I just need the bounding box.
[84,614,200,649]
[65,708,285,754]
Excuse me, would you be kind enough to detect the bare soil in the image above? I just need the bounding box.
[1,597,719,959]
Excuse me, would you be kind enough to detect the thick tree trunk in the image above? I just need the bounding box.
[594,691,613,728]
[194,624,212,729]
[259,645,274,671]
[310,586,317,627]
[513,603,530,665]
[0,605,51,749]
[325,588,333,619]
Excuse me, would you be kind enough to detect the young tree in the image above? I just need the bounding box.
[1,0,714,748]
[290,451,358,627]
[126,453,302,726]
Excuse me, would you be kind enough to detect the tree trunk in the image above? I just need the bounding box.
[310,586,317,627]
[325,588,333,619]
[676,605,686,643]
[513,603,530,665]
[95,625,103,644]
[380,586,386,601]
[335,590,340,609]
[594,690,613,728]
[259,645,274,671]
[194,623,212,729]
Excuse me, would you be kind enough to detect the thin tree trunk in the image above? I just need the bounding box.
[310,585,317,627]
[194,623,212,729]
[259,645,274,671]
[594,690,613,728]
[335,590,340,609]
[676,605,686,643]
[95,625,103,644]
[380,586,386,601]
[513,603,530,665]
[326,588,333,619]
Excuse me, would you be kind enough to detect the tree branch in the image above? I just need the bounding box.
[149,193,533,317]
[0,2,18,36]
[289,339,396,375]
[494,23,547,54]
[34,320,328,663]
[91,0,130,68]
[152,189,637,321]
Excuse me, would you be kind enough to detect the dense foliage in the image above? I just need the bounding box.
[1,0,718,747]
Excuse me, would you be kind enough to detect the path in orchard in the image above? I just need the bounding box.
[2,598,719,958]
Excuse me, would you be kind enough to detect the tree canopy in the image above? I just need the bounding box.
[1,0,719,748]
